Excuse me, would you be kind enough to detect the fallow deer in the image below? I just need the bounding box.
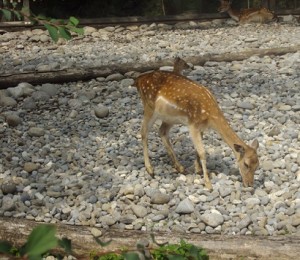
[218,0,277,24]
[134,70,259,190]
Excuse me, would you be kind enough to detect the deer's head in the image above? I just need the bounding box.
[218,0,232,13]
[234,140,259,187]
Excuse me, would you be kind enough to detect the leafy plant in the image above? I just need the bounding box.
[0,224,209,259]
[151,239,208,260]
[0,2,83,42]
[0,224,72,259]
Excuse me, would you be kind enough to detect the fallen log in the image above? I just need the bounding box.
[0,217,299,259]
[0,45,299,89]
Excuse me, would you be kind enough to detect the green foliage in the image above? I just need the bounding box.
[98,253,124,260]
[151,239,208,260]
[0,224,72,259]
[0,6,83,42]
[0,224,208,259]
[22,225,58,258]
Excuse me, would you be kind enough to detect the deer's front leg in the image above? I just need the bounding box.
[159,122,185,173]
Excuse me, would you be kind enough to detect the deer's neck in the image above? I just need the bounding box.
[210,113,246,155]
[227,7,240,21]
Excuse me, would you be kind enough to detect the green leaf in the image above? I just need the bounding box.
[44,24,59,42]
[94,237,112,247]
[1,9,12,21]
[123,252,140,260]
[36,14,47,20]
[167,255,186,260]
[24,225,58,257]
[13,10,22,20]
[58,27,72,40]
[58,238,72,255]
[72,27,84,35]
[69,16,79,26]
[0,241,13,254]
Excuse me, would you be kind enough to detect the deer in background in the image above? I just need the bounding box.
[172,57,191,75]
[134,67,259,190]
[218,0,277,23]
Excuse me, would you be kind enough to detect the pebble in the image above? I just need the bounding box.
[5,114,22,127]
[201,212,224,227]
[150,191,170,204]
[0,22,299,236]
[94,105,109,118]
[175,198,194,214]
[28,127,45,137]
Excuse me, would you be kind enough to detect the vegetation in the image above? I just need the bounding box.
[0,224,209,260]
[0,0,84,42]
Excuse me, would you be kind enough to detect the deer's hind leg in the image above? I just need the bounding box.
[159,122,185,173]
[189,125,212,190]
[141,107,156,176]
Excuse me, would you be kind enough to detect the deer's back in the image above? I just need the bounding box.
[135,71,222,126]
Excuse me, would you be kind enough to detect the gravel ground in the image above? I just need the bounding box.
[0,19,300,236]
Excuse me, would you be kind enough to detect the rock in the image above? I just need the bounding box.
[119,185,134,195]
[40,34,50,42]
[5,114,22,127]
[94,105,109,118]
[106,73,124,81]
[1,183,17,194]
[90,227,102,237]
[31,91,50,101]
[134,184,145,197]
[278,105,292,111]
[7,82,34,99]
[22,97,36,110]
[131,204,148,218]
[2,197,15,211]
[237,101,255,110]
[268,126,281,137]
[24,162,39,173]
[0,96,17,107]
[237,215,252,229]
[150,191,170,204]
[68,99,83,109]
[262,161,274,171]
[121,78,135,88]
[40,84,59,96]
[245,198,260,208]
[201,212,224,227]
[28,127,45,137]
[175,198,194,214]
[84,26,97,35]
[219,187,232,197]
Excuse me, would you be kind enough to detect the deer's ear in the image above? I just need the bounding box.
[234,144,245,159]
[251,139,259,150]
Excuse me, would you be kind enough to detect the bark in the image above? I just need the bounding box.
[0,45,299,89]
[0,217,299,259]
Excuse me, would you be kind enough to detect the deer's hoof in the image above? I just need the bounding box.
[205,181,213,191]
[146,165,154,177]
[176,164,185,174]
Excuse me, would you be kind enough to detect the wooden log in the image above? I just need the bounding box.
[0,45,299,89]
[0,217,299,259]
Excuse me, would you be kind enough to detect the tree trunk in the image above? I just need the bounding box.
[0,45,299,89]
[0,217,299,259]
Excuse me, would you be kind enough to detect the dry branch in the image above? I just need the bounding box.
[0,45,299,89]
[0,217,299,259]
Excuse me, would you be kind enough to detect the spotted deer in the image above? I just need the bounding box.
[218,0,277,23]
[134,70,259,190]
[172,57,191,75]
